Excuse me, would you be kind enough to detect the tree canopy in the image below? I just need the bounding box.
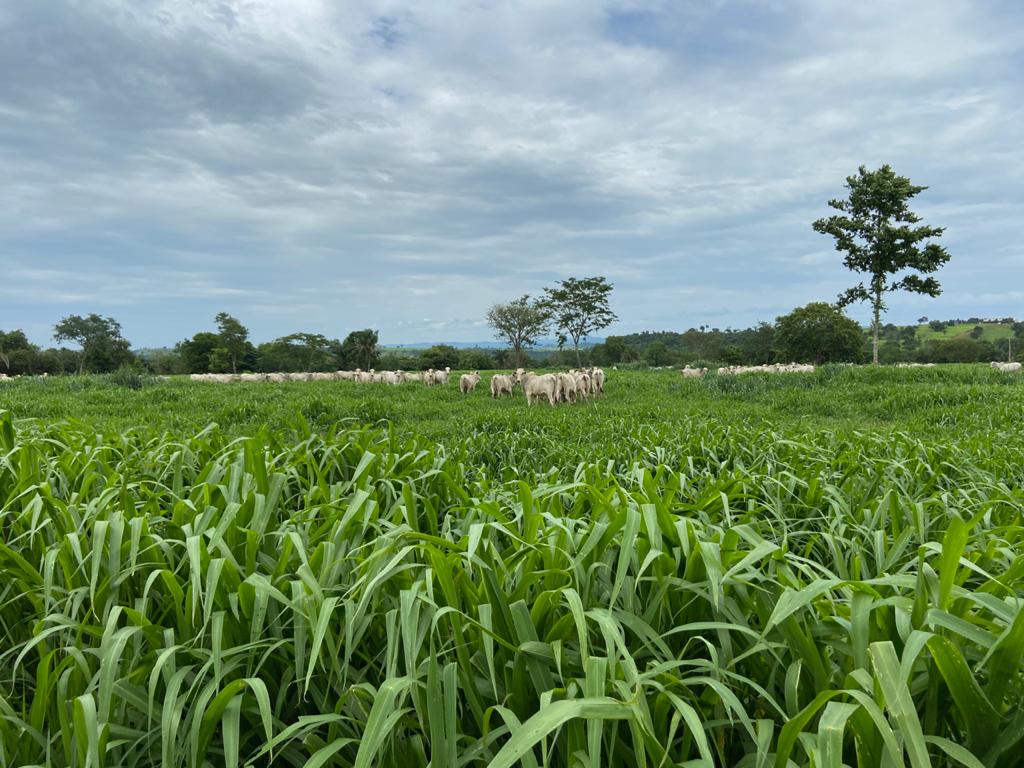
[486,295,550,368]
[215,312,250,374]
[53,314,133,374]
[176,332,222,374]
[339,329,379,370]
[813,164,950,364]
[774,303,864,365]
[255,333,335,372]
[542,276,616,366]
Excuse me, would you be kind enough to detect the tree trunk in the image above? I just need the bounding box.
[513,343,523,368]
[872,294,882,365]
[574,343,581,367]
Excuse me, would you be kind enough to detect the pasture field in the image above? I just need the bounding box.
[916,322,1015,344]
[1,366,1023,767]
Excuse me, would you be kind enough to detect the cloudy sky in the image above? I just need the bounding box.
[2,0,1022,347]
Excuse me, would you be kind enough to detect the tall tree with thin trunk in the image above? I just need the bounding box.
[542,276,617,366]
[813,165,950,364]
[215,312,249,374]
[486,295,550,368]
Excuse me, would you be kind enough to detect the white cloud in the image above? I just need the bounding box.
[1,0,1022,345]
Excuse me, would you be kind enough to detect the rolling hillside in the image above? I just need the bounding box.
[915,321,1017,343]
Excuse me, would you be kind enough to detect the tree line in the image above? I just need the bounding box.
[0,316,383,376]
[595,308,1024,368]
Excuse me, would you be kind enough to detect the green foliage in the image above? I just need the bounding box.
[418,344,460,370]
[643,340,673,366]
[0,329,31,372]
[457,348,495,370]
[774,302,864,364]
[176,331,222,373]
[814,164,951,363]
[207,346,233,373]
[542,276,617,365]
[105,365,150,390]
[136,347,186,375]
[612,325,778,367]
[52,313,134,373]
[257,332,336,372]
[1,367,1023,766]
[214,312,250,374]
[486,295,551,368]
[919,338,999,363]
[377,351,418,371]
[0,330,67,375]
[589,335,636,365]
[741,321,775,364]
[339,329,379,371]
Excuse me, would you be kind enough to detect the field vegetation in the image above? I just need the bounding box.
[1,367,1023,766]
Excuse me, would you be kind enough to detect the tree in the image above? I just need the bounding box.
[257,333,335,372]
[486,295,550,368]
[721,345,744,365]
[0,330,41,375]
[644,341,673,366]
[339,329,379,370]
[0,330,32,371]
[214,312,249,374]
[419,345,460,371]
[813,164,951,364]
[918,338,996,364]
[590,335,633,365]
[176,332,222,373]
[741,322,775,365]
[458,348,495,370]
[138,347,185,375]
[774,303,864,365]
[207,347,233,373]
[542,276,617,366]
[377,351,415,371]
[53,314,133,374]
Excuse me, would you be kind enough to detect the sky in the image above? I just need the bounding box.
[1,0,1022,348]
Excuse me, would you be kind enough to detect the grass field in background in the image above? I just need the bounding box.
[916,321,1015,343]
[1,366,1023,766]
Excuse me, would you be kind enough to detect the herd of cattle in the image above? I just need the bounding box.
[4,361,1022,385]
[188,366,608,405]
[679,362,818,378]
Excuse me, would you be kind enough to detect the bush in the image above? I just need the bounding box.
[106,366,150,390]
[457,349,495,370]
[918,338,998,363]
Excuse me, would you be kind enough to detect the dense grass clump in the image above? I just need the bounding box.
[1,367,1023,766]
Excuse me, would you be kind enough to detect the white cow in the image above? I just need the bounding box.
[523,372,560,406]
[459,371,482,394]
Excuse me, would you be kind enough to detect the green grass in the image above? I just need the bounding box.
[916,322,1015,343]
[1,367,1023,766]
[1,365,1022,442]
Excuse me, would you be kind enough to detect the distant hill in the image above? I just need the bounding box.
[915,321,1016,343]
